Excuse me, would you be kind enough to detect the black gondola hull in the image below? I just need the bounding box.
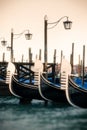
[68,77,87,108]
[0,80,12,96]
[40,74,68,103]
[10,75,43,100]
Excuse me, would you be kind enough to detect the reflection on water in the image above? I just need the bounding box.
[0,96,87,130]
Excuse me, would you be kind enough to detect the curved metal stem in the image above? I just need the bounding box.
[48,16,68,25]
[12,29,30,39]
[14,29,29,36]
[48,16,68,29]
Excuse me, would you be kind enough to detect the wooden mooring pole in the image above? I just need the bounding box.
[39,49,41,60]
[29,48,32,63]
[2,53,5,62]
[78,55,81,77]
[29,48,32,83]
[61,50,63,64]
[53,49,56,83]
[21,54,24,62]
[82,45,85,86]
[71,43,74,73]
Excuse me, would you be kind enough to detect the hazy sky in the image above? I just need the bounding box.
[0,0,87,64]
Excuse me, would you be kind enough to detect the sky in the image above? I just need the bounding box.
[0,0,87,65]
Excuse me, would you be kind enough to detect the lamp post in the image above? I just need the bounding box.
[0,38,7,62]
[44,15,72,73]
[7,29,32,62]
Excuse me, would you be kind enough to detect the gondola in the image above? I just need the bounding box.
[66,75,87,108]
[39,57,71,104]
[9,74,43,101]
[0,64,12,96]
[8,60,45,102]
[39,73,68,103]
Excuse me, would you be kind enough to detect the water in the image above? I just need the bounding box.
[0,96,87,130]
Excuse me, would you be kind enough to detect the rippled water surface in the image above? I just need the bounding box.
[0,96,87,130]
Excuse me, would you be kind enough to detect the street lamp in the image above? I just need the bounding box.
[0,37,7,62]
[7,29,32,62]
[44,15,72,72]
[1,38,7,47]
